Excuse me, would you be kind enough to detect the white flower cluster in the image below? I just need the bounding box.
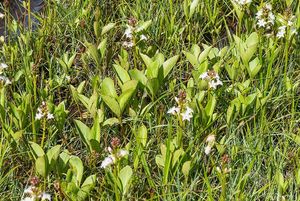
[21,186,51,201]
[276,15,297,39]
[233,0,252,6]
[216,166,232,174]
[101,147,128,169]
[200,70,223,89]
[123,26,134,48]
[35,101,54,120]
[204,135,216,155]
[0,63,11,86]
[256,4,275,29]
[122,17,148,49]
[167,97,193,122]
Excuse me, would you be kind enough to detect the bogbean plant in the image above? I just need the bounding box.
[0,0,299,200]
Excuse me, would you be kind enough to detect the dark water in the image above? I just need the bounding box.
[0,0,44,35]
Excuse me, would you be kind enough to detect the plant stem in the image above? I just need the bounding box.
[41,118,47,147]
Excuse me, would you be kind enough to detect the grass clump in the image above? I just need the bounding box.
[0,0,299,200]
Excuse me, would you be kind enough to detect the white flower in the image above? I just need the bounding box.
[256,10,263,19]
[65,75,71,81]
[224,167,232,173]
[216,166,222,173]
[209,79,223,89]
[140,34,147,41]
[199,72,209,80]
[257,19,267,27]
[100,155,116,168]
[291,28,297,35]
[0,36,4,43]
[167,106,180,115]
[206,135,216,143]
[268,13,275,24]
[124,27,133,39]
[233,0,251,5]
[277,26,286,38]
[47,113,54,120]
[40,193,51,201]
[205,134,216,155]
[0,63,8,70]
[256,4,275,30]
[200,70,223,89]
[0,13,4,19]
[117,149,128,157]
[181,107,193,121]
[41,101,46,106]
[35,112,44,120]
[0,76,11,85]
[205,145,212,155]
[122,41,134,48]
[106,146,113,153]
[23,186,35,195]
[265,3,272,10]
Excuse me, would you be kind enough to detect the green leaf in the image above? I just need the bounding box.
[118,87,136,112]
[85,42,101,67]
[137,124,147,147]
[198,45,212,64]
[136,20,152,32]
[146,78,160,97]
[296,168,300,186]
[77,94,90,111]
[155,53,165,66]
[67,54,76,69]
[46,145,61,169]
[77,81,86,94]
[97,38,107,57]
[74,120,92,152]
[226,104,234,124]
[11,130,23,142]
[94,21,100,38]
[101,95,121,117]
[155,155,165,168]
[30,141,45,158]
[100,78,118,98]
[129,69,147,86]
[36,155,48,178]
[119,166,133,195]
[182,161,191,177]
[172,149,184,167]
[248,57,262,78]
[189,0,199,18]
[78,175,96,200]
[183,51,198,67]
[238,32,259,64]
[163,55,179,78]
[275,171,285,189]
[103,117,120,126]
[245,93,257,105]
[81,174,96,188]
[140,53,153,69]
[91,113,101,143]
[205,96,216,118]
[121,80,138,93]
[58,151,71,173]
[69,156,84,187]
[113,64,131,84]
[101,23,116,35]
